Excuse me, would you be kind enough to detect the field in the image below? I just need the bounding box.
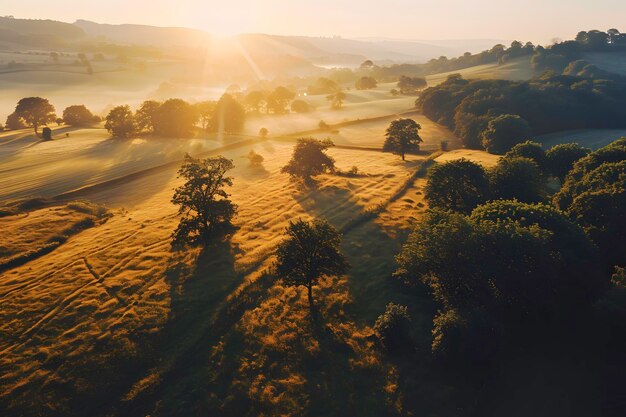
[536,128,626,150]
[425,57,535,85]
[0,83,468,415]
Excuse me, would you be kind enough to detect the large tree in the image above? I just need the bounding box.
[425,158,489,213]
[171,154,237,246]
[62,105,96,126]
[397,75,427,94]
[355,76,377,90]
[326,91,347,110]
[488,157,545,203]
[13,97,56,136]
[282,138,336,183]
[481,114,533,154]
[267,86,296,114]
[275,219,348,309]
[153,99,198,137]
[211,94,246,133]
[104,105,136,138]
[383,118,423,160]
[546,143,591,182]
[135,100,161,133]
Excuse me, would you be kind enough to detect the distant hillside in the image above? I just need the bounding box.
[0,16,85,49]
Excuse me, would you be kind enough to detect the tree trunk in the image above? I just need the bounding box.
[401,151,405,161]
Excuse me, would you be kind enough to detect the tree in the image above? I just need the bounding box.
[397,75,427,94]
[326,91,346,110]
[135,100,161,133]
[275,219,348,309]
[360,59,375,70]
[374,303,412,353]
[211,94,245,133]
[395,203,603,362]
[247,150,264,167]
[355,76,377,90]
[104,105,136,138]
[62,105,96,126]
[171,154,237,246]
[244,91,266,113]
[5,113,26,130]
[282,138,336,183]
[13,97,56,136]
[488,157,545,203]
[193,101,216,130]
[503,140,547,173]
[481,114,532,154]
[291,99,312,113]
[546,143,590,182]
[307,77,339,95]
[425,159,489,213]
[267,86,295,114]
[55,117,63,126]
[152,99,198,137]
[383,118,423,160]
[555,154,626,267]
[259,127,269,138]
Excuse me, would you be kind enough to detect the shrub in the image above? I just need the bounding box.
[374,303,412,352]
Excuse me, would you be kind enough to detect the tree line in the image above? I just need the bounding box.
[417,72,626,153]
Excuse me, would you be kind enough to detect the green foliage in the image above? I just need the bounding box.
[14,97,56,134]
[383,118,423,160]
[545,143,591,181]
[326,91,346,110]
[504,140,547,172]
[402,204,601,311]
[425,158,489,214]
[554,140,626,267]
[374,303,412,353]
[481,114,532,154]
[135,100,161,132]
[5,112,27,130]
[397,75,427,94]
[211,94,245,133]
[171,154,237,246]
[275,219,348,307]
[307,77,339,95]
[104,105,136,138]
[267,86,296,114]
[152,99,198,137]
[488,157,545,203]
[281,138,336,182]
[355,76,377,90]
[62,105,96,126]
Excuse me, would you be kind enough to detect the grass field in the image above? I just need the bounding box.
[425,57,535,86]
[536,128,626,150]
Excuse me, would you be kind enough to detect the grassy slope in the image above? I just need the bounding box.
[536,129,626,150]
[0,134,447,415]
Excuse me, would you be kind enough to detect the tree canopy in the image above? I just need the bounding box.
[171,154,237,246]
[275,219,348,308]
[383,119,423,160]
[282,138,336,183]
[104,105,136,138]
[62,105,96,126]
[425,158,489,213]
[14,97,56,135]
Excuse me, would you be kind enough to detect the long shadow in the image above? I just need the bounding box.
[112,236,279,416]
[296,180,467,416]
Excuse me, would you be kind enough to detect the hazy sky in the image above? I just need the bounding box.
[3,0,625,43]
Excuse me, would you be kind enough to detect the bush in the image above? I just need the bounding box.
[374,303,412,352]
[425,158,489,214]
[504,140,547,173]
[545,143,591,182]
[481,114,533,154]
[488,157,545,203]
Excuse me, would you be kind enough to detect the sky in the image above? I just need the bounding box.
[3,0,625,44]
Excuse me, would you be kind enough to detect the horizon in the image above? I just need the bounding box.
[4,0,625,44]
